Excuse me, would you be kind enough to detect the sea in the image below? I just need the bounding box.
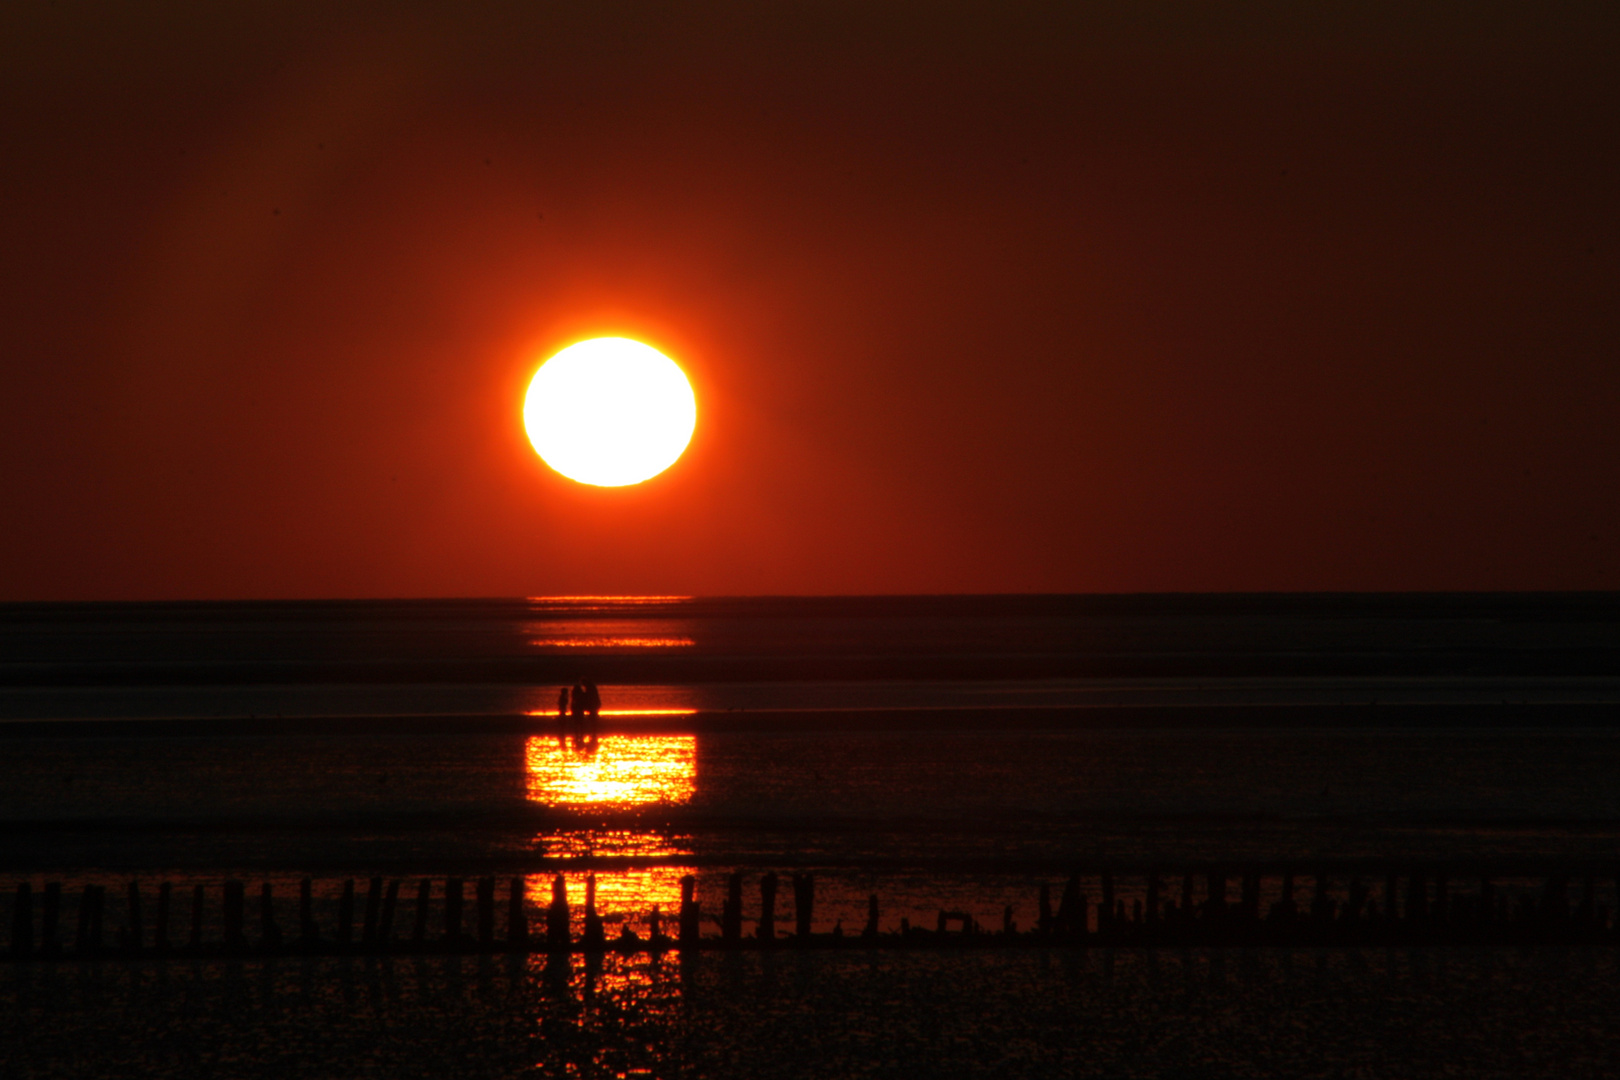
[2,593,1619,1077]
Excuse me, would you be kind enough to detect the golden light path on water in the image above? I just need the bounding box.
[524,734,698,920]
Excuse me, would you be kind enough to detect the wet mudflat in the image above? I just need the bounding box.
[2,947,1616,1079]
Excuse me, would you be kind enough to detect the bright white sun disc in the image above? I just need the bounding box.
[523,338,697,487]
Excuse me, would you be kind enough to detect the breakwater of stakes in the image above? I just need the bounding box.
[7,863,1620,962]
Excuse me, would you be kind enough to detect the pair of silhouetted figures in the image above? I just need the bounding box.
[557,681,600,721]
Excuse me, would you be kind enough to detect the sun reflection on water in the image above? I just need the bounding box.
[525,735,698,925]
[525,865,693,928]
[524,735,697,807]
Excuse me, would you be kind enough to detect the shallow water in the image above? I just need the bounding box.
[4,596,1618,1072]
[3,948,1617,1079]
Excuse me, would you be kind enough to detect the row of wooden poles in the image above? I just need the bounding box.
[7,867,1620,961]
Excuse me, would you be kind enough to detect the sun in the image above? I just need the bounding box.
[523,338,697,487]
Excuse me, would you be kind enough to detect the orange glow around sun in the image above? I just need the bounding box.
[523,338,696,487]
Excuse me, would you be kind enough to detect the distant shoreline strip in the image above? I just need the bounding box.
[0,702,1618,737]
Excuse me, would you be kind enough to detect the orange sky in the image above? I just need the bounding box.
[3,2,1618,599]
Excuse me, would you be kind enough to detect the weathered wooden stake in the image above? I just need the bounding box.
[77,884,103,955]
[337,879,355,946]
[1056,876,1084,938]
[864,894,880,939]
[1100,874,1116,934]
[74,885,92,955]
[380,879,400,943]
[478,876,496,948]
[793,873,814,940]
[722,872,743,944]
[758,871,777,944]
[362,878,383,945]
[11,883,33,959]
[42,882,61,956]
[583,875,604,951]
[444,878,465,943]
[1241,869,1260,922]
[1205,871,1227,921]
[507,878,528,947]
[1145,874,1162,925]
[412,879,430,944]
[189,885,203,949]
[223,880,246,950]
[125,881,144,952]
[260,883,281,947]
[679,875,700,947]
[155,882,171,952]
[299,878,317,942]
[548,874,570,950]
[1038,883,1052,934]
[1407,871,1427,925]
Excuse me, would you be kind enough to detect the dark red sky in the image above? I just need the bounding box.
[3,2,1618,599]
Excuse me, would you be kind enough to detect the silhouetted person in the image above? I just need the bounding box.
[570,682,586,721]
[557,686,570,718]
[583,681,601,718]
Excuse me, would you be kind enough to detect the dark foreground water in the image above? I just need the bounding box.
[3,595,1619,1074]
[3,948,1617,1079]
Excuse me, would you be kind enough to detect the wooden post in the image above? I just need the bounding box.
[337,879,355,946]
[758,872,777,945]
[444,878,465,944]
[42,882,61,956]
[77,884,103,956]
[1277,871,1297,922]
[1240,869,1260,923]
[1180,873,1195,924]
[189,885,203,949]
[1056,875,1084,938]
[722,872,743,944]
[362,878,383,946]
[583,875,604,952]
[508,878,528,948]
[380,879,400,944]
[547,874,570,951]
[649,904,663,945]
[1100,874,1115,935]
[155,882,171,952]
[793,873,814,941]
[1145,874,1162,926]
[1205,870,1226,922]
[679,875,700,948]
[125,881,144,953]
[1407,871,1427,926]
[223,880,246,950]
[1310,873,1332,924]
[478,876,496,949]
[10,883,32,959]
[74,885,92,955]
[1038,883,1052,935]
[260,883,282,948]
[299,878,317,943]
[412,879,430,945]
[864,894,879,940]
